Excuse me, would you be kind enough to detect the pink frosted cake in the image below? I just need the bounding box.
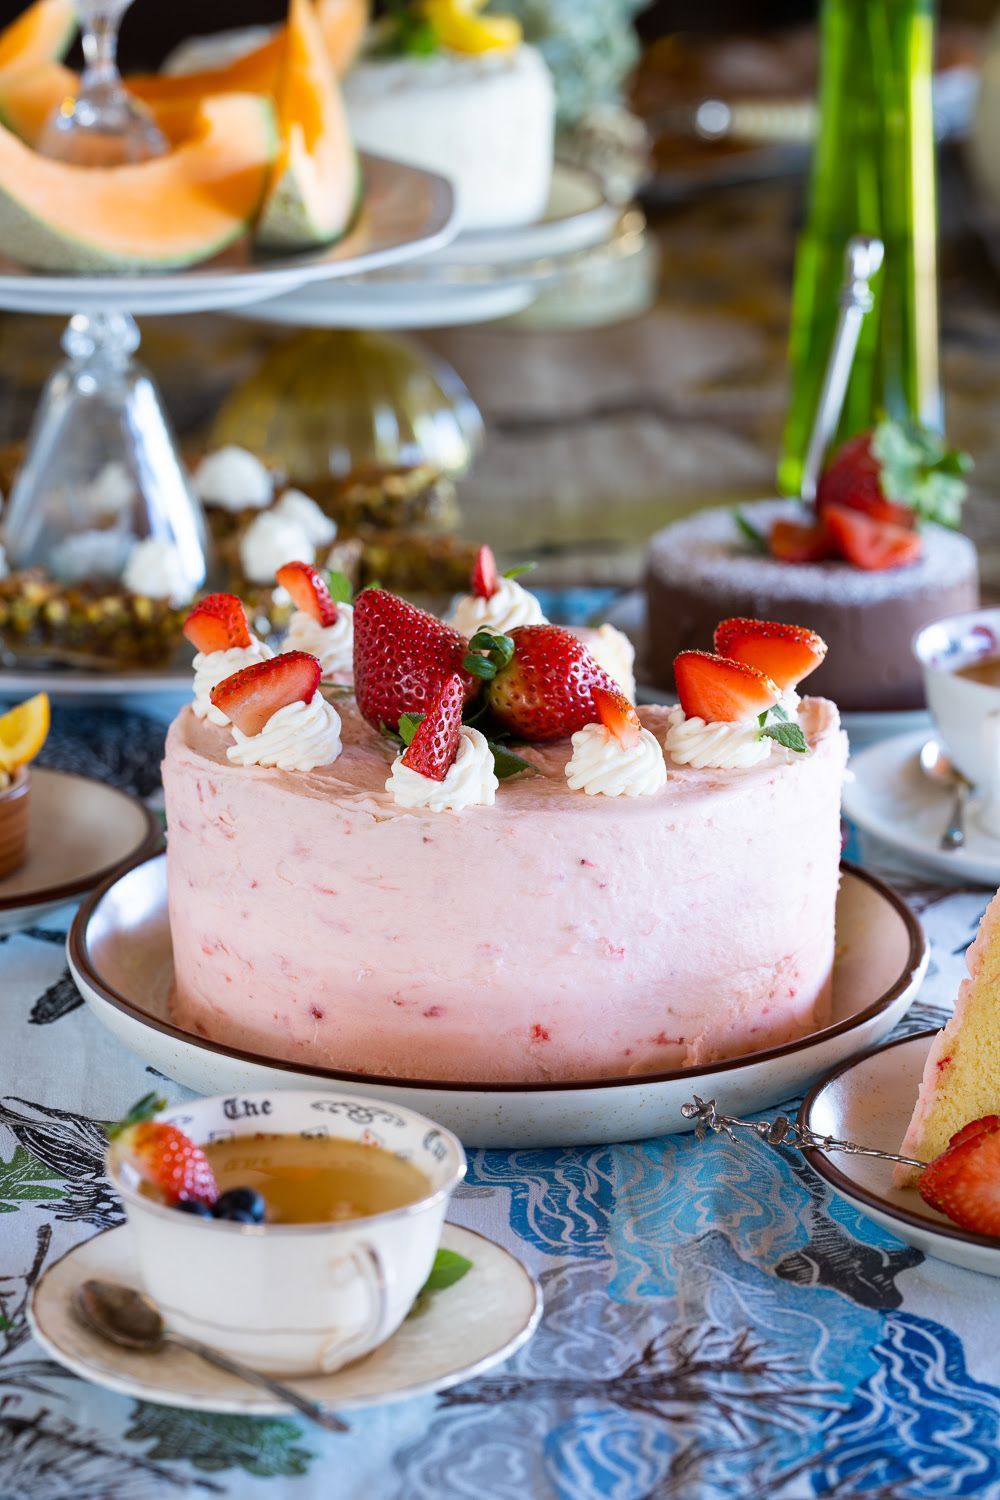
[164,581,848,1084]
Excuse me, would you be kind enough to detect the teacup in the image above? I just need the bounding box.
[913,607,1000,837]
[107,1090,466,1376]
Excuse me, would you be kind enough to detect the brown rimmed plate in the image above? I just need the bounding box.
[800,1030,1000,1278]
[0,768,160,933]
[68,856,927,1148]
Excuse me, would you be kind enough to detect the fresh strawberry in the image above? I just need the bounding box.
[816,420,971,531]
[472,624,618,742]
[107,1093,217,1207]
[275,561,338,626]
[674,651,780,723]
[401,673,465,781]
[592,684,642,747]
[918,1118,1000,1234]
[353,588,479,732]
[182,593,252,654]
[824,502,923,571]
[470,544,499,600]
[768,518,834,564]
[947,1115,1000,1152]
[713,618,828,691]
[210,651,321,736]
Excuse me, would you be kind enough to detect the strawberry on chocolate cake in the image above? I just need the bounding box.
[163,578,847,1085]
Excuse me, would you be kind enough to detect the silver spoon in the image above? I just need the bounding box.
[919,739,974,851]
[73,1279,349,1433]
[681,1096,925,1169]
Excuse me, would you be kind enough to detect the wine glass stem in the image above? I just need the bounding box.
[80,5,125,92]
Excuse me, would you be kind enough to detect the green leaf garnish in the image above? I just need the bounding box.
[398,712,424,748]
[463,653,499,681]
[105,1093,165,1141]
[503,562,537,581]
[488,740,535,780]
[760,720,809,754]
[370,0,440,57]
[463,630,514,682]
[407,1246,474,1320]
[325,570,353,605]
[770,702,789,723]
[870,418,972,528]
[734,510,768,553]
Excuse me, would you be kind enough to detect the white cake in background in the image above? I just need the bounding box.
[343,46,555,230]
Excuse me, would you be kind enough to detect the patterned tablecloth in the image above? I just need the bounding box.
[1,704,999,1500]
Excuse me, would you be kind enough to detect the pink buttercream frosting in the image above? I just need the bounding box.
[163,697,847,1084]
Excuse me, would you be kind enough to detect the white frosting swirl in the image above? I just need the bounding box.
[227,691,343,771]
[664,704,772,769]
[192,640,274,725]
[284,604,353,680]
[193,446,272,511]
[240,510,315,584]
[122,537,196,606]
[582,623,637,700]
[274,488,337,547]
[387,726,498,812]
[565,722,666,797]
[85,460,135,517]
[450,575,545,636]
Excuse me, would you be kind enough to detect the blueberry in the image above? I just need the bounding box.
[175,1199,213,1217]
[212,1187,266,1223]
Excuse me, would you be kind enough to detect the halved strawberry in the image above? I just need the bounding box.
[713,618,828,691]
[474,625,617,742]
[401,673,465,781]
[769,518,834,564]
[210,651,321,737]
[947,1115,1000,1152]
[107,1093,217,1207]
[918,1119,1000,1234]
[276,561,338,627]
[593,684,642,747]
[674,651,779,723]
[182,593,252,654]
[471,544,499,601]
[824,503,923,571]
[816,421,971,530]
[816,429,914,529]
[353,588,479,733]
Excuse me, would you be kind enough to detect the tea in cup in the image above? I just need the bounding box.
[913,608,1000,837]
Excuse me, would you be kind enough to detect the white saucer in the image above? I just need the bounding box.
[424,164,618,267]
[801,1031,1000,1278]
[68,855,927,1148]
[0,768,160,933]
[28,1222,541,1416]
[246,277,537,330]
[843,730,1000,886]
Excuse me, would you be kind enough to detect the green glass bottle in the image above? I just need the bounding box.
[778,0,942,496]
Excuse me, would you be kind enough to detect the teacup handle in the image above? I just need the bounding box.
[324,1242,391,1369]
[979,711,1000,839]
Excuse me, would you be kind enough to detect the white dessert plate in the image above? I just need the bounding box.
[29,1222,541,1416]
[843,730,1000,886]
[603,590,932,752]
[800,1031,1000,1279]
[0,768,160,933]
[0,154,457,318]
[68,855,927,1148]
[245,276,537,330]
[424,163,619,267]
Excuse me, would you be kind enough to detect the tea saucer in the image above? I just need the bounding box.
[800,1031,1000,1278]
[842,730,1000,886]
[0,768,160,933]
[28,1223,541,1417]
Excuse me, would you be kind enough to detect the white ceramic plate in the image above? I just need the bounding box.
[0,768,160,933]
[800,1031,1000,1278]
[0,155,457,318]
[603,590,932,752]
[68,855,927,1148]
[426,164,618,267]
[246,277,537,330]
[29,1222,541,1416]
[843,730,1000,886]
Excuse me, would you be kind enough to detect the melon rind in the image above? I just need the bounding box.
[255,126,361,252]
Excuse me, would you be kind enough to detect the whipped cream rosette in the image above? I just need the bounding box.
[208,651,342,772]
[386,672,498,812]
[449,545,545,637]
[275,562,353,683]
[192,446,273,512]
[565,687,665,797]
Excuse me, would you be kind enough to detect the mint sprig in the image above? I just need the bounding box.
[408,1247,473,1320]
[870,418,972,528]
[757,706,807,754]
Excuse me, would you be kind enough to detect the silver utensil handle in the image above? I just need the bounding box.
[940,780,970,851]
[165,1332,349,1433]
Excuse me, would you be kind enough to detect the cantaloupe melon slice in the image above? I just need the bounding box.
[0,61,73,144]
[0,93,277,273]
[0,0,76,72]
[255,0,359,251]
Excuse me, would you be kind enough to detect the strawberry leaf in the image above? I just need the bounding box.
[503,562,537,580]
[325,570,353,605]
[760,721,809,754]
[487,740,534,780]
[398,713,424,747]
[463,653,498,681]
[734,510,768,553]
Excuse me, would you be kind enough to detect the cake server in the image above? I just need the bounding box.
[681,1095,925,1169]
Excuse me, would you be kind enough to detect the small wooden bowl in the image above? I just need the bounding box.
[0,768,30,880]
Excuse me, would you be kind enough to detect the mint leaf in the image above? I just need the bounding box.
[770,702,789,723]
[421,1247,473,1293]
[761,721,809,754]
[734,510,767,553]
[503,562,537,580]
[488,741,535,781]
[398,713,424,747]
[325,570,353,605]
[870,418,971,527]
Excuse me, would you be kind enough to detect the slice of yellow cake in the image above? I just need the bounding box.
[896,890,1000,1186]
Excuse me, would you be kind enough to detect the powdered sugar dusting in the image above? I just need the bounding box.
[647,500,977,603]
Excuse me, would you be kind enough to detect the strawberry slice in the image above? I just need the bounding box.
[471,544,499,600]
[353,588,479,733]
[769,518,834,564]
[276,561,338,627]
[674,651,780,723]
[824,503,923,571]
[182,593,252,654]
[947,1115,1000,1152]
[919,1118,1000,1234]
[210,651,321,737]
[713,618,828,691]
[593,684,642,747]
[107,1092,218,1207]
[401,672,466,781]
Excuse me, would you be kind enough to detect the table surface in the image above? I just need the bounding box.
[0,700,998,1500]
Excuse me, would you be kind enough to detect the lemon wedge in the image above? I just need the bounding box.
[0,692,50,772]
[421,0,522,53]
